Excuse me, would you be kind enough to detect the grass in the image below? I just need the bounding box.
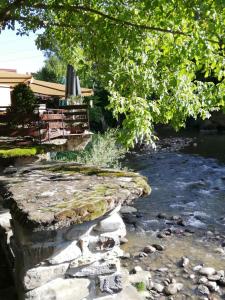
[53,129,126,169]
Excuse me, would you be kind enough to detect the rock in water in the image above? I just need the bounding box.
[164,283,183,295]
[199,267,216,276]
[143,245,156,254]
[197,284,210,296]
[180,256,189,267]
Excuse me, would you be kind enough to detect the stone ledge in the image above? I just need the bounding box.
[0,162,150,230]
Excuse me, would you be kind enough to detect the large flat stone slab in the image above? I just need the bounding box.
[0,163,150,230]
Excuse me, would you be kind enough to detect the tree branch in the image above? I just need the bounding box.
[28,3,191,36]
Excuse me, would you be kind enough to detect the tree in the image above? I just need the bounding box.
[1,1,225,146]
[8,83,37,127]
[35,54,66,84]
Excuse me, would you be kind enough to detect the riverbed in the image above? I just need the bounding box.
[122,133,225,299]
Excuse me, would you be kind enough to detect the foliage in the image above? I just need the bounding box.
[53,129,126,169]
[8,83,37,126]
[35,54,66,84]
[88,84,118,132]
[2,1,225,146]
[134,282,146,292]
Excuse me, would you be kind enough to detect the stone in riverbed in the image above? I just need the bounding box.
[152,283,164,293]
[197,284,210,296]
[199,267,216,276]
[179,256,190,267]
[206,281,219,292]
[143,245,156,254]
[152,244,164,251]
[198,277,208,284]
[120,206,137,214]
[164,283,183,295]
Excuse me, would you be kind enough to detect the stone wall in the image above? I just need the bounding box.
[12,209,126,300]
[0,162,150,300]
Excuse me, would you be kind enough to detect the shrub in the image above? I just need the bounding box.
[7,83,37,127]
[54,129,126,169]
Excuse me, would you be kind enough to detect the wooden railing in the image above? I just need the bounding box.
[0,104,90,142]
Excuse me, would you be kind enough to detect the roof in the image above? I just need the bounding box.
[0,71,93,97]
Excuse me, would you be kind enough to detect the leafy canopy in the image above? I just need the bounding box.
[1,1,225,146]
[35,53,66,84]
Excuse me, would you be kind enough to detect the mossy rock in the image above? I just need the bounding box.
[2,162,151,229]
[0,147,41,158]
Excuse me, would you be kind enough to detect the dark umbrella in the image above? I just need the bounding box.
[65,64,81,99]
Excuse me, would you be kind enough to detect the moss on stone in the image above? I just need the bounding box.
[44,183,118,223]
[132,176,151,195]
[0,147,43,158]
[97,170,137,177]
[48,164,139,179]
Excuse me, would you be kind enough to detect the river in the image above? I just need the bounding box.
[122,131,225,299]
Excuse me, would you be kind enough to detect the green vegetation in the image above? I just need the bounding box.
[54,129,126,169]
[7,83,37,127]
[0,147,41,158]
[2,1,225,146]
[134,282,146,292]
[35,53,66,84]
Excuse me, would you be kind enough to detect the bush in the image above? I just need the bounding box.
[54,129,126,169]
[7,83,37,127]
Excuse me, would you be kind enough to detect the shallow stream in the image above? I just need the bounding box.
[123,133,225,299]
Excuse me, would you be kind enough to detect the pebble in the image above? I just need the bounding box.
[176,218,185,226]
[218,277,225,286]
[120,206,137,214]
[215,247,225,254]
[143,245,156,254]
[199,267,216,276]
[157,213,167,219]
[206,281,219,292]
[153,283,164,293]
[197,284,210,295]
[180,256,189,267]
[198,277,208,284]
[193,265,203,272]
[138,252,148,258]
[152,244,165,251]
[164,283,183,295]
[157,232,167,239]
[207,274,221,281]
[157,268,168,273]
[217,270,224,277]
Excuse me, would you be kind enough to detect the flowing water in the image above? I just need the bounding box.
[123,133,225,298]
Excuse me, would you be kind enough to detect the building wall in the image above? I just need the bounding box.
[0,85,11,110]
